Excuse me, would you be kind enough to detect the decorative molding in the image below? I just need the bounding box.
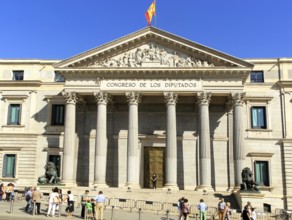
[88,43,215,68]
[244,96,273,103]
[126,92,140,105]
[0,147,22,151]
[164,92,178,105]
[197,92,211,105]
[246,152,274,157]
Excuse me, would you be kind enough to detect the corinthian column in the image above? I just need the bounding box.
[164,92,178,189]
[232,93,245,188]
[126,92,140,187]
[93,92,110,187]
[197,92,213,191]
[62,91,78,186]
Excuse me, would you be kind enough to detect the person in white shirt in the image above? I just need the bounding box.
[47,187,60,217]
[251,208,256,220]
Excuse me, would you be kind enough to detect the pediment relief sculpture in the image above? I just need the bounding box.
[88,43,215,68]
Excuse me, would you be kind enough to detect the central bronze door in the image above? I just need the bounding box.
[144,147,165,188]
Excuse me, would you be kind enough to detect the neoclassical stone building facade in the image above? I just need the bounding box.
[0,27,292,209]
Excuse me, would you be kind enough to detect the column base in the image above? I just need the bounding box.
[92,182,109,189]
[125,183,141,190]
[231,186,241,193]
[195,185,214,192]
[163,184,179,192]
[60,180,77,187]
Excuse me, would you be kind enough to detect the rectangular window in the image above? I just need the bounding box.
[8,104,21,125]
[12,71,24,81]
[51,104,65,125]
[251,106,267,129]
[250,71,264,83]
[255,161,270,186]
[2,154,16,178]
[54,72,65,82]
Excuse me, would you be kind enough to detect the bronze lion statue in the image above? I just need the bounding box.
[240,167,259,192]
[38,162,60,184]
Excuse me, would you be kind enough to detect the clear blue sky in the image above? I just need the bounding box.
[1,0,292,59]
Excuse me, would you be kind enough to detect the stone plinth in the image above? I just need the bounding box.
[235,191,265,210]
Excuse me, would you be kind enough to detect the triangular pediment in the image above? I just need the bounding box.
[54,27,253,69]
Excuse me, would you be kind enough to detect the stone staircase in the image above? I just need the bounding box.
[39,186,240,211]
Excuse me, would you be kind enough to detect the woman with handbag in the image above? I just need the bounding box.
[182,199,190,220]
[47,187,60,217]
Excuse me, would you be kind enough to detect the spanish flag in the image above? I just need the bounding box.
[145,0,156,26]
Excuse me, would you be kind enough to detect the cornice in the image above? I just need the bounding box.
[0,59,60,64]
[0,80,42,87]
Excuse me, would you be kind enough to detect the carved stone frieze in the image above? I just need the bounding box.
[94,92,110,105]
[126,92,140,105]
[88,43,215,68]
[197,92,212,105]
[62,91,78,104]
[231,93,245,106]
[164,92,178,105]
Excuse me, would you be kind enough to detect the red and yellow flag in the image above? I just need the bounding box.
[145,0,156,26]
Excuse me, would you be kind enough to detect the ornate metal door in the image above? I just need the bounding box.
[144,147,165,188]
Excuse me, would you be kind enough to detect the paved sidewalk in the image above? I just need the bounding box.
[0,200,179,220]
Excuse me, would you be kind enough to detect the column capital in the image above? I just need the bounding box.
[164,92,178,105]
[126,92,140,105]
[226,97,233,113]
[197,92,211,105]
[62,91,78,104]
[231,92,245,106]
[94,91,110,105]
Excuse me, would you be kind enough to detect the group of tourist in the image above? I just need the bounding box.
[185,197,256,220]
[23,187,106,219]
[80,190,106,220]
[0,182,16,201]
[241,201,257,220]
[177,197,191,220]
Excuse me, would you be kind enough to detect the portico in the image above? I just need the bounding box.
[55,27,253,190]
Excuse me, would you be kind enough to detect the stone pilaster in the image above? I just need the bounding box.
[164,92,178,189]
[62,91,78,186]
[93,92,110,187]
[232,92,245,188]
[125,92,140,188]
[197,92,213,191]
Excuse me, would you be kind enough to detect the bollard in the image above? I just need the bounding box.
[33,201,36,216]
[195,213,198,220]
[166,209,170,220]
[138,208,142,220]
[9,198,14,214]
[111,206,114,220]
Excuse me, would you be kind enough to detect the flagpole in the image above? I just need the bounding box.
[154,0,157,27]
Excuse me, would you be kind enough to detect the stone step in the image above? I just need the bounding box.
[37,186,240,210]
